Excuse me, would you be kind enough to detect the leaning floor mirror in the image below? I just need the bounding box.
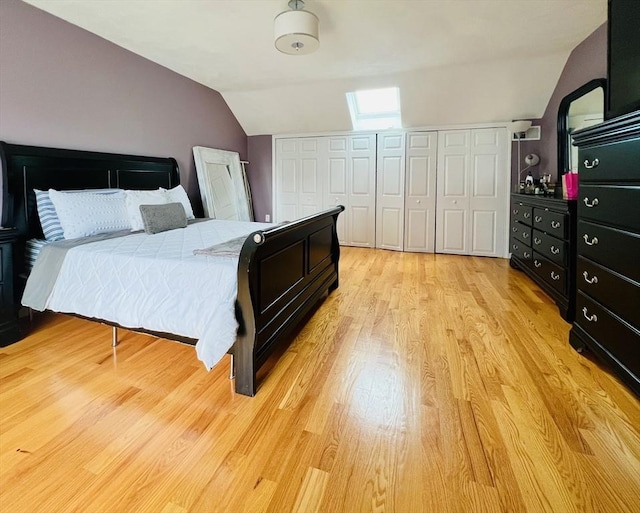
[193,146,253,221]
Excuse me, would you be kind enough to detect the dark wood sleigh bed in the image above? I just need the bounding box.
[0,141,344,396]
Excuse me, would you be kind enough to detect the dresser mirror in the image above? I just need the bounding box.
[557,78,606,175]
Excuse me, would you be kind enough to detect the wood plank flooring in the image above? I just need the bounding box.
[1,247,639,513]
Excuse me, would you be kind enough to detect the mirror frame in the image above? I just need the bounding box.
[193,146,253,221]
[557,78,606,176]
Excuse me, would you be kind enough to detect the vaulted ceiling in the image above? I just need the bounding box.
[24,0,607,136]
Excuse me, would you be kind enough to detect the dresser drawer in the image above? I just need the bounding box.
[532,252,565,294]
[579,185,640,232]
[577,257,640,331]
[578,220,640,283]
[512,222,532,246]
[579,136,640,182]
[576,292,640,377]
[511,204,533,226]
[510,239,533,263]
[533,208,568,239]
[532,230,567,266]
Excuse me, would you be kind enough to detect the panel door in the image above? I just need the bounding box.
[376,133,405,251]
[436,130,471,254]
[469,128,508,257]
[404,131,437,253]
[326,136,349,243]
[298,137,325,218]
[275,138,299,222]
[349,135,376,247]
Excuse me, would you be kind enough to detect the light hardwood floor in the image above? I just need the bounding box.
[1,247,639,513]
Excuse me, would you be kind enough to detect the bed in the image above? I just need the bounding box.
[0,141,344,396]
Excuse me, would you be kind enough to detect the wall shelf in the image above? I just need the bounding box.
[512,125,541,141]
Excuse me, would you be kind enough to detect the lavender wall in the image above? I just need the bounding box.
[0,0,246,217]
[247,135,272,222]
[512,23,607,187]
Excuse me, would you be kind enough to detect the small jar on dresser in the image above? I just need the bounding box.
[509,194,577,322]
[0,228,20,346]
[570,111,640,397]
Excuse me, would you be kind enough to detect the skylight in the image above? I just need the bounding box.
[346,87,402,131]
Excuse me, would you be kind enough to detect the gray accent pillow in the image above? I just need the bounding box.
[139,202,187,234]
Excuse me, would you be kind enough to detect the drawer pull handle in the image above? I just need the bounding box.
[583,197,599,208]
[551,221,561,229]
[550,246,560,255]
[524,252,530,258]
[534,237,542,245]
[534,260,542,268]
[583,158,599,169]
[582,307,598,322]
[535,215,542,222]
[512,227,517,232]
[512,209,519,215]
[524,212,531,219]
[583,271,599,284]
[583,234,599,246]
[512,244,519,250]
[522,232,529,238]
[551,271,560,281]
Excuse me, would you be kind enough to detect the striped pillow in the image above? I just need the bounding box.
[34,189,64,241]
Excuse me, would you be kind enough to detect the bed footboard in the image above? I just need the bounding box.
[234,206,344,396]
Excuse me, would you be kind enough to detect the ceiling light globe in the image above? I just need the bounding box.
[274,9,319,55]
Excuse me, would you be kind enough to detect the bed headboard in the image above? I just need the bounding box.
[0,141,180,240]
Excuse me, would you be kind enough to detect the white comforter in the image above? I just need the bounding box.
[37,219,271,370]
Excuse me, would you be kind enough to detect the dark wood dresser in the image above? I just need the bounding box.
[570,111,640,396]
[0,228,20,345]
[510,194,577,322]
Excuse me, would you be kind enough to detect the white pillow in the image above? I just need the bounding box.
[164,185,195,220]
[48,189,130,239]
[125,189,168,231]
[35,188,122,241]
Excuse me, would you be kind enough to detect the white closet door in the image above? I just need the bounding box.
[298,137,325,218]
[469,128,507,257]
[348,135,376,247]
[435,128,508,257]
[275,137,324,223]
[376,132,405,251]
[436,130,471,254]
[404,131,437,253]
[275,138,299,222]
[326,136,349,243]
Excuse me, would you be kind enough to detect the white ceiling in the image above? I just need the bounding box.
[24,0,607,136]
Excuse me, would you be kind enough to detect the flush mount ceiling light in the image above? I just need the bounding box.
[274,0,319,55]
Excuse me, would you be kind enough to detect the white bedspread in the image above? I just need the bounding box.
[30,219,272,370]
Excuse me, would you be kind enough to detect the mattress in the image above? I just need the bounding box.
[22,219,272,370]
